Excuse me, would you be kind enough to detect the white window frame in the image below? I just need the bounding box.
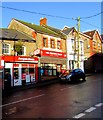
[2,43,10,55]
[17,46,26,56]
[21,46,26,56]
[71,39,74,51]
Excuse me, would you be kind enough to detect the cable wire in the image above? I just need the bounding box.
[0,5,102,32]
[0,6,73,20]
[80,19,102,30]
[81,12,103,19]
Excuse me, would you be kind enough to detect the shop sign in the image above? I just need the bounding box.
[34,49,40,56]
[1,56,38,63]
[41,50,67,58]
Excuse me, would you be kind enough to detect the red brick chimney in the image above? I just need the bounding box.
[40,18,47,26]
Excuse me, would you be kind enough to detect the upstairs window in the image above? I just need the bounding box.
[50,39,55,48]
[17,46,26,56]
[98,43,101,48]
[93,41,96,49]
[57,41,61,49]
[43,37,48,47]
[71,39,74,50]
[2,43,10,54]
[85,39,90,49]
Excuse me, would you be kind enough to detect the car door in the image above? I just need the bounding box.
[72,69,78,81]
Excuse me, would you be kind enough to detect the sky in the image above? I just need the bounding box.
[0,1,102,34]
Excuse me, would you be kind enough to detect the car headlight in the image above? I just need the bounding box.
[66,74,72,79]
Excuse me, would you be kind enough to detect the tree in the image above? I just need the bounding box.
[14,40,23,55]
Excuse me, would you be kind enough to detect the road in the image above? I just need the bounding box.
[2,73,103,119]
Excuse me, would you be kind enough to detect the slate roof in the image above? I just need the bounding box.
[42,25,66,39]
[84,30,96,38]
[101,34,103,40]
[61,27,75,35]
[15,19,66,39]
[0,28,35,41]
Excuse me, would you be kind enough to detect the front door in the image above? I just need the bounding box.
[13,67,22,86]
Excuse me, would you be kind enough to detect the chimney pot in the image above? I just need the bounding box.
[40,18,47,26]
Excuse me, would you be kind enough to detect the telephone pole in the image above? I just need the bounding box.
[77,17,80,68]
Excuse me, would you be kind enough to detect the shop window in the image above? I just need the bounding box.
[41,63,57,76]
[4,68,10,75]
[29,68,35,82]
[57,65,61,73]
[14,68,19,79]
[41,69,44,76]
[2,43,10,54]
[48,70,52,75]
[53,70,56,75]
[22,67,35,84]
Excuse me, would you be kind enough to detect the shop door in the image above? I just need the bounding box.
[14,68,22,86]
[57,64,61,76]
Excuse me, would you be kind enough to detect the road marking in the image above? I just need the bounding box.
[1,94,45,108]
[85,107,96,113]
[73,113,85,119]
[95,103,103,107]
[73,102,103,119]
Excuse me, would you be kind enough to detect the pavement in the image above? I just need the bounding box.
[2,78,58,97]
[2,73,94,97]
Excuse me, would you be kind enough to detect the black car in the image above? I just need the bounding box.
[59,69,86,83]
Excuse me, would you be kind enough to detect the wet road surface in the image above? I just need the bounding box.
[2,73,103,119]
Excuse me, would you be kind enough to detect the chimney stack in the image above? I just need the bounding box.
[40,18,47,26]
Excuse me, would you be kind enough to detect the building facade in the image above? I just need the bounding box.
[8,18,67,81]
[84,30,102,72]
[1,18,102,90]
[61,26,84,71]
[0,29,38,89]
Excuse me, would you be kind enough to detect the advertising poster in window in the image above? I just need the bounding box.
[26,74,30,83]
[14,79,22,86]
[31,74,35,82]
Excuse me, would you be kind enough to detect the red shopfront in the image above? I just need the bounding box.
[0,56,38,88]
[34,49,67,81]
